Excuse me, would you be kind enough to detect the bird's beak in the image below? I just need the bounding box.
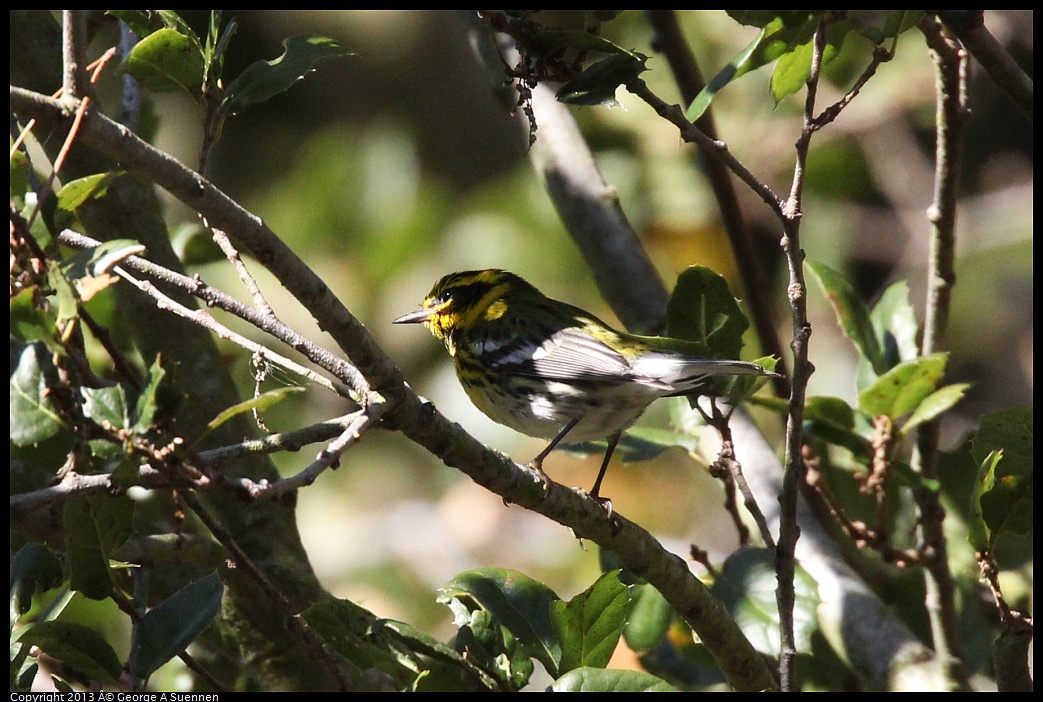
[392,307,433,325]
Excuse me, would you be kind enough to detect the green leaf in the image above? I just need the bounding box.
[770,38,814,104]
[134,357,181,430]
[692,13,821,118]
[857,353,948,420]
[551,571,630,673]
[128,572,223,679]
[10,544,64,618]
[64,495,135,600]
[807,260,885,377]
[549,667,679,692]
[206,386,305,433]
[108,10,197,39]
[55,172,123,215]
[122,27,206,95]
[970,407,1033,552]
[219,36,354,115]
[802,396,872,458]
[555,52,648,107]
[439,568,562,676]
[870,281,920,367]
[622,582,673,653]
[899,383,969,436]
[710,547,818,655]
[666,266,750,360]
[10,341,66,446]
[13,621,122,684]
[528,29,641,58]
[686,27,767,122]
[10,287,59,348]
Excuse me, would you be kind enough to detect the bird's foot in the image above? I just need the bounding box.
[590,493,621,535]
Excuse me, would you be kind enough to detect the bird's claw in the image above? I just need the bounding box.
[527,460,552,498]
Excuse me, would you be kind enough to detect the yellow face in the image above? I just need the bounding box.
[393,270,515,355]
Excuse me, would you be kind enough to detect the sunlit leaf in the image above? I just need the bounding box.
[551,570,629,672]
[899,383,968,435]
[549,667,679,692]
[10,341,66,446]
[55,173,123,215]
[439,568,561,675]
[807,260,884,377]
[206,386,305,433]
[857,353,948,420]
[123,27,205,95]
[13,621,121,684]
[710,547,818,654]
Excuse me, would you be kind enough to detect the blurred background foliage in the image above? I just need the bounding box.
[17,10,1032,682]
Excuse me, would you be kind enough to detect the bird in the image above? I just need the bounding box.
[394,269,779,507]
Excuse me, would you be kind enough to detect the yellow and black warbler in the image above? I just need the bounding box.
[394,269,778,502]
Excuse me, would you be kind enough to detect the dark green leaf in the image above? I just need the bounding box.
[807,260,885,377]
[439,568,561,675]
[134,357,182,430]
[10,288,58,348]
[555,53,648,107]
[446,601,533,689]
[528,29,641,58]
[109,10,197,39]
[666,266,750,360]
[971,407,1033,552]
[13,621,121,684]
[551,570,629,672]
[622,582,673,652]
[219,36,354,115]
[123,27,205,95]
[128,573,223,679]
[549,667,679,692]
[802,396,872,458]
[64,495,134,600]
[857,353,948,420]
[81,384,129,430]
[10,544,64,617]
[710,547,818,654]
[10,341,66,446]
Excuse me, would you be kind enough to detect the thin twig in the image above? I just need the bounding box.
[773,16,827,692]
[910,16,973,691]
[58,230,358,401]
[935,10,1032,120]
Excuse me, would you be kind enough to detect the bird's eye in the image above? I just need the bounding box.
[435,290,453,306]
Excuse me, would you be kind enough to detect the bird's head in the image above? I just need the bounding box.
[393,269,538,353]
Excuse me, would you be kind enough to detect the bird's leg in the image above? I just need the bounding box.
[527,417,580,494]
[589,430,622,524]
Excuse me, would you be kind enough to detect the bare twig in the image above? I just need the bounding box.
[772,17,826,692]
[911,16,973,691]
[57,230,358,401]
[935,10,1032,120]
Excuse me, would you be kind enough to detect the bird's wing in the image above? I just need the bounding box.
[487,326,670,389]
